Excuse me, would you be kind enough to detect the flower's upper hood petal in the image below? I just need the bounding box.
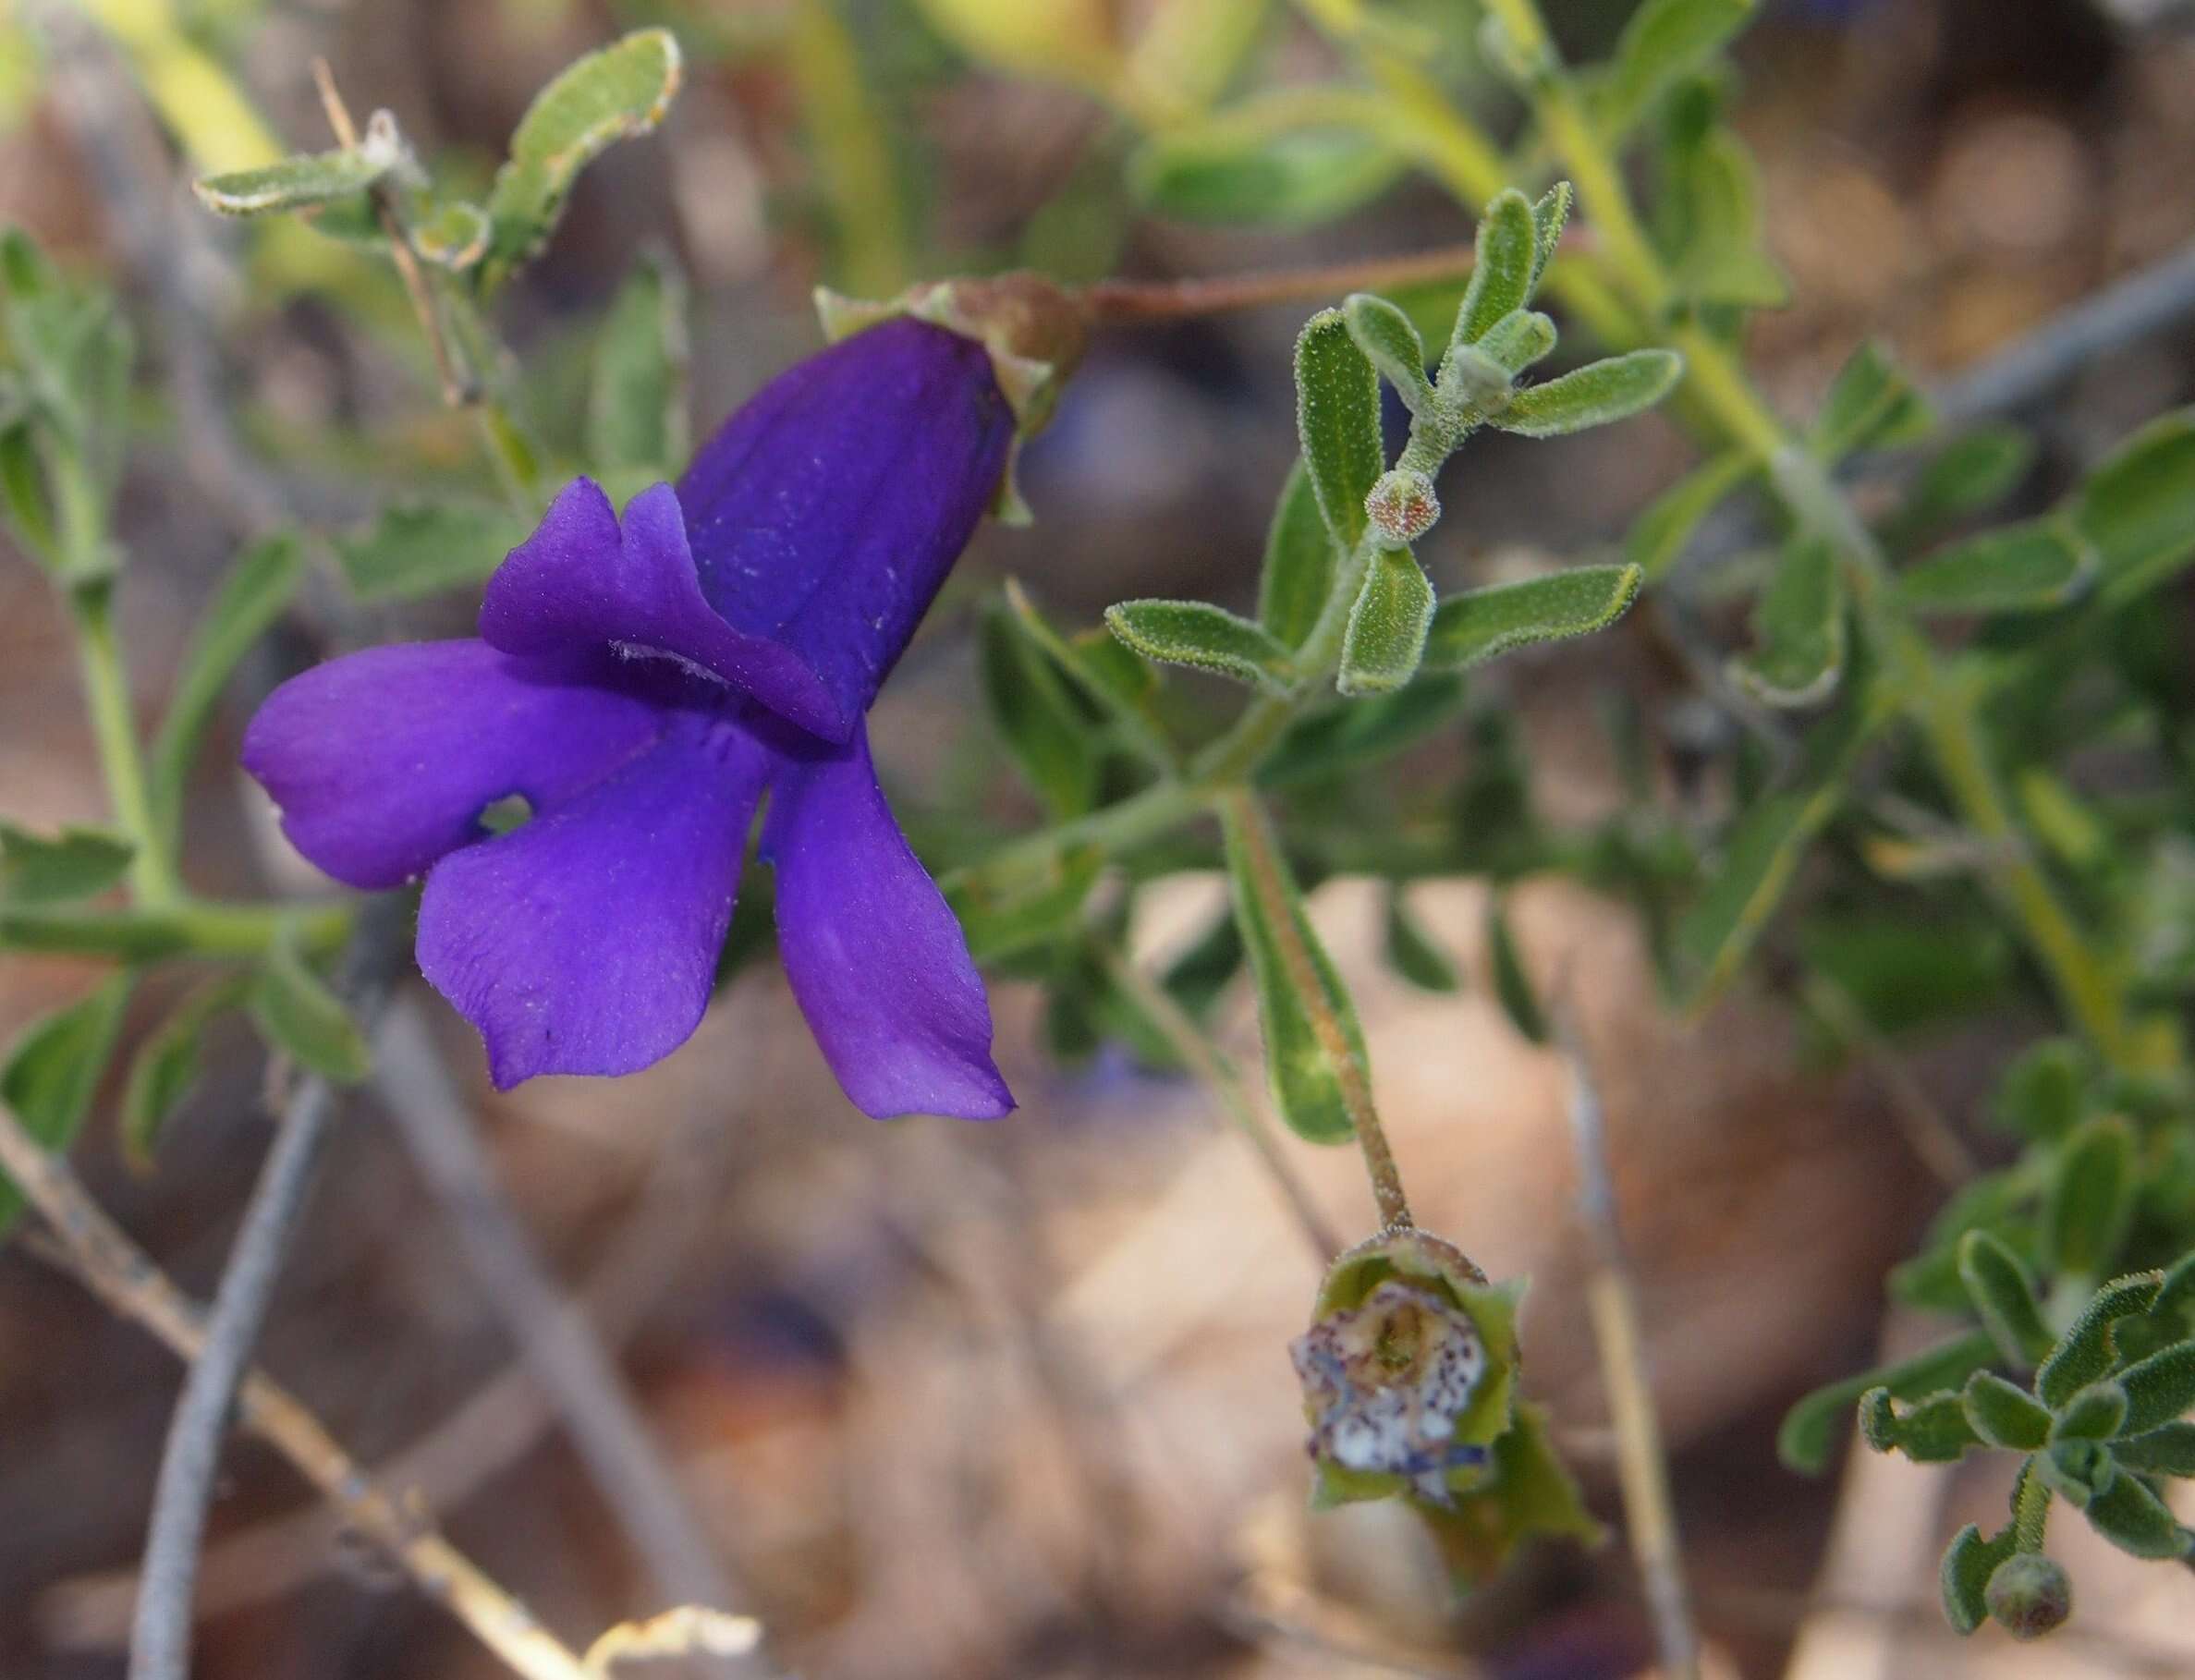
[417,718,770,1089]
[677,316,1013,735]
[239,639,668,891]
[762,716,1013,1120]
[479,479,849,737]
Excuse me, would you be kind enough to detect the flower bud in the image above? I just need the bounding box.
[1985,1552,2072,1641]
[1365,469,1440,544]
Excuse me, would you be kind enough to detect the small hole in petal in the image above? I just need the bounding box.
[478,794,535,836]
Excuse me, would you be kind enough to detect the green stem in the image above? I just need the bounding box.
[68,584,180,907]
[0,899,354,962]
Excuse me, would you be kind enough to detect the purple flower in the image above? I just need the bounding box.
[243,318,1017,1118]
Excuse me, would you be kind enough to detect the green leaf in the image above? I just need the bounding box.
[0,822,133,906]
[1422,565,1641,672]
[1961,1231,2056,1367]
[2115,1340,2195,1437]
[997,580,1168,767]
[0,419,53,561]
[1883,425,2034,553]
[149,533,305,843]
[2079,1467,2191,1559]
[121,977,250,1169]
[1940,1522,2018,1636]
[2114,1421,2195,1476]
[1963,1371,2050,1450]
[1341,292,1433,414]
[1896,520,2091,616]
[1223,797,1369,1145]
[587,250,689,476]
[409,198,492,270]
[1105,598,1296,691]
[333,499,531,603]
[1128,127,1404,229]
[1527,181,1572,298]
[980,598,1100,818]
[1627,448,1752,580]
[1494,350,1683,438]
[1384,886,1460,992]
[193,140,394,217]
[1450,189,1535,351]
[1485,891,1545,1043]
[1661,125,1785,310]
[0,973,134,1237]
[1596,0,1756,140]
[1994,1039,2089,1143]
[1257,461,1339,650]
[1260,673,1469,786]
[1473,308,1558,375]
[2052,1380,2129,1442]
[1295,309,1384,551]
[250,932,370,1084]
[1810,339,1933,463]
[1162,908,1243,1022]
[1337,545,1433,696]
[948,848,1101,966]
[1859,1385,1981,1462]
[1732,536,1846,707]
[1778,1330,1996,1473]
[2043,1115,2136,1280]
[2074,408,2195,605]
[484,29,684,286]
[2039,1273,2163,1411]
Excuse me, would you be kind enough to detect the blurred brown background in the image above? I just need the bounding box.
[3,0,2195,1675]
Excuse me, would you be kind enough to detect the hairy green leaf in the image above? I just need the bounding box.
[1295,310,1384,551]
[1472,308,1559,375]
[2114,1421,2195,1477]
[1963,1371,2050,1451]
[1342,292,1433,414]
[1860,1385,1981,1462]
[2039,1274,2163,1411]
[1485,891,1546,1043]
[1451,189,1536,350]
[1779,1331,1996,1474]
[194,142,393,217]
[1105,598,1296,691]
[1495,350,1682,438]
[2052,1381,2129,1443]
[1337,546,1433,696]
[2115,1340,2195,1438]
[1527,181,1571,298]
[2043,1115,2136,1281]
[1897,520,2091,616]
[2079,1467,2190,1559]
[1961,1230,2056,1367]
[0,973,134,1237]
[1810,339,1933,463]
[1422,564,1642,672]
[1257,461,1339,649]
[1884,424,2034,553]
[1940,1522,2017,1636]
[980,599,1100,817]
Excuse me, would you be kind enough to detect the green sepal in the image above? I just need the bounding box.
[1337,545,1433,697]
[1105,598,1297,692]
[0,972,135,1238]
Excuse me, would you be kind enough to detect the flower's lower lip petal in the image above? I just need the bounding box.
[239,639,668,891]
[479,479,853,742]
[762,721,1013,1121]
[416,721,770,1089]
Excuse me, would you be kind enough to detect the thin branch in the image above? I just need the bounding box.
[1549,991,1700,1680]
[0,1096,592,1680]
[1094,940,1342,1263]
[371,999,755,1626]
[130,903,410,1680]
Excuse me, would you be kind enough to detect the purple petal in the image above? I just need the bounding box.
[679,317,1013,737]
[763,720,1012,1120]
[417,719,768,1089]
[479,480,846,737]
[240,640,667,891]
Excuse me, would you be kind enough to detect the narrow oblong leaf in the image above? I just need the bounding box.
[2042,1115,2136,1281]
[1731,536,1847,708]
[150,533,306,842]
[1596,0,1756,140]
[122,977,250,1169]
[0,822,133,906]
[0,973,135,1237]
[1485,892,1546,1044]
[587,249,689,477]
[1258,460,1339,649]
[2115,1339,2195,1438]
[1884,424,2035,552]
[484,29,684,286]
[1105,598,1296,692]
[1941,1523,2017,1636]
[1962,1371,2050,1450]
[1342,292,1433,414]
[980,600,1099,817]
[1450,189,1536,350]
[2039,1273,2164,1411]
[1861,1386,1982,1463]
[1627,448,1752,580]
[1527,181,1571,298]
[193,146,391,217]
[2074,408,2195,604]
[1384,886,1460,992]
[1810,339,1933,463]
[1495,349,1683,438]
[1993,1039,2088,1143]
[1663,125,1786,310]
[1473,309,1558,375]
[2114,1421,2195,1477]
[2079,1469,2191,1560]
[250,932,370,1084]
[1337,546,1433,696]
[334,499,531,603]
[1128,127,1405,229]
[1778,1330,1996,1474]
[1960,1230,2055,1367]
[1896,521,2091,616]
[1295,309,1384,551]
[1422,565,1642,672]
[2051,1380,2129,1443]
[0,420,54,561]
[1222,797,1370,1144]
